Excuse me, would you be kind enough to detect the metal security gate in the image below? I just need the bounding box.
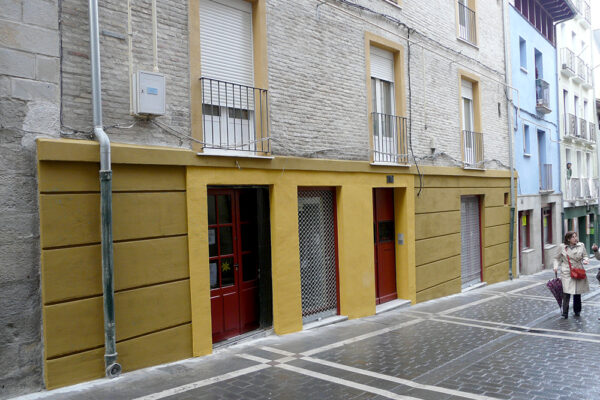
[297,189,339,322]
[460,196,482,288]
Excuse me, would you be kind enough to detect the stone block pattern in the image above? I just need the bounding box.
[265,0,510,166]
[0,0,60,397]
[59,0,189,147]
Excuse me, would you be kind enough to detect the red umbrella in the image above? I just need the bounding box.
[546,271,563,309]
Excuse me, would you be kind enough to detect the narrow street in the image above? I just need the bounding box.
[17,261,600,400]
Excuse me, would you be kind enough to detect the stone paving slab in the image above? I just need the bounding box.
[15,266,600,400]
[316,319,505,380]
[433,335,600,400]
[407,293,494,314]
[168,366,371,400]
[445,295,557,326]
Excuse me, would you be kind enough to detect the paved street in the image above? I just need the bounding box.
[17,262,600,400]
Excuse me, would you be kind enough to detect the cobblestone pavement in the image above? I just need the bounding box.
[15,262,600,400]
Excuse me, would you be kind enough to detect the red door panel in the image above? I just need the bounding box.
[208,189,261,344]
[373,188,397,305]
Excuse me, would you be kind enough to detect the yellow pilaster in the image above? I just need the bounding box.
[270,183,303,334]
[186,167,213,356]
[396,185,416,304]
[337,185,376,318]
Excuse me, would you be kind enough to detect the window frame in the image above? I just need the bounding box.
[519,210,531,250]
[365,32,407,164]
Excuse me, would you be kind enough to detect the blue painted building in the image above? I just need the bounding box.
[508,0,575,274]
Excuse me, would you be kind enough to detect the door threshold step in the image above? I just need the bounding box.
[213,328,274,350]
[462,282,487,293]
[303,315,348,331]
[375,299,411,314]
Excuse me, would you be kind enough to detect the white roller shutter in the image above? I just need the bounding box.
[461,196,482,289]
[199,0,254,87]
[461,79,473,100]
[370,46,394,82]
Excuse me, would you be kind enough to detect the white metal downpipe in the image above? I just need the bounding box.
[88,0,121,378]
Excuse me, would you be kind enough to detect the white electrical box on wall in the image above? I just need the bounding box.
[132,71,166,116]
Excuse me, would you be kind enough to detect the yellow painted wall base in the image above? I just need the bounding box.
[36,138,515,389]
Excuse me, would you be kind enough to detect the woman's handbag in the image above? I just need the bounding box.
[567,255,587,280]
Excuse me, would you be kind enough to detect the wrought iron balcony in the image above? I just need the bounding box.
[560,48,576,77]
[457,1,477,45]
[589,122,596,143]
[371,113,409,164]
[566,177,581,200]
[579,117,588,141]
[461,130,484,168]
[573,57,586,84]
[582,1,591,25]
[540,164,552,192]
[581,63,593,88]
[200,77,270,154]
[535,79,550,114]
[568,114,578,137]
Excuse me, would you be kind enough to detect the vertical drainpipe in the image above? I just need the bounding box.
[502,0,515,280]
[89,0,122,378]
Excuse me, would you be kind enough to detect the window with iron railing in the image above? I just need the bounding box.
[579,117,588,140]
[568,114,577,137]
[372,113,409,164]
[200,77,270,155]
[535,79,550,113]
[540,163,552,192]
[560,48,575,75]
[462,130,484,168]
[457,0,477,45]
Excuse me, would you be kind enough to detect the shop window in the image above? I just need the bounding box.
[542,206,552,244]
[519,210,531,250]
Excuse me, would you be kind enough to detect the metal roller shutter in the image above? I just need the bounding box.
[461,196,482,288]
[370,46,394,82]
[199,0,254,87]
[297,189,338,323]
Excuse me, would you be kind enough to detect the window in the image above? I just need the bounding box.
[366,35,407,164]
[519,210,531,250]
[534,49,543,79]
[519,37,527,70]
[457,0,477,45]
[523,124,530,154]
[542,206,552,244]
[371,46,396,163]
[460,76,483,167]
[192,0,269,154]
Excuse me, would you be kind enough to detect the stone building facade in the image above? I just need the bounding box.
[0,0,515,396]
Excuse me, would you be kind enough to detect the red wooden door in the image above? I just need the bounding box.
[208,189,259,343]
[373,188,397,305]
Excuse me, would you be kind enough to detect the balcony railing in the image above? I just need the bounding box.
[462,130,484,168]
[580,62,592,88]
[566,177,581,200]
[583,1,591,25]
[568,114,578,137]
[566,177,600,200]
[590,122,596,143]
[200,77,270,154]
[458,1,477,45]
[372,113,409,164]
[560,48,576,76]
[540,164,552,192]
[535,79,550,114]
[580,117,588,140]
[575,57,588,83]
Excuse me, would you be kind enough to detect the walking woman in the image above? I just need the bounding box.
[553,231,590,319]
